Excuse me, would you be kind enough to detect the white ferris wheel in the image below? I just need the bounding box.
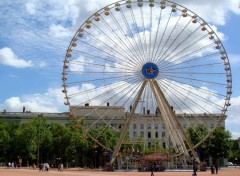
[62,0,232,167]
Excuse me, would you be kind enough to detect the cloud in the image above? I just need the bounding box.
[226,96,240,124]
[231,131,240,139]
[171,0,240,25]
[25,1,36,15]
[3,88,68,113]
[225,96,240,138]
[0,47,32,68]
[228,54,240,66]
[49,24,72,38]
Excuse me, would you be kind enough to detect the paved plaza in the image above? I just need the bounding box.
[0,167,239,176]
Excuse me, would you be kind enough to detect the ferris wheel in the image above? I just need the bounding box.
[62,0,232,166]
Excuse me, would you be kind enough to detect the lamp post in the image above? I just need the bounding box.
[37,116,41,167]
[238,138,240,169]
[95,151,97,168]
[126,156,129,170]
[103,151,108,170]
[56,158,61,168]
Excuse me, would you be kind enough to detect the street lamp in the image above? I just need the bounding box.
[238,138,240,169]
[95,151,97,168]
[103,151,108,169]
[126,156,129,170]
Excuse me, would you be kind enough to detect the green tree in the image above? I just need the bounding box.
[0,119,11,163]
[10,117,52,166]
[187,124,209,161]
[65,126,89,167]
[208,127,233,163]
[12,121,38,163]
[228,139,240,164]
[49,123,71,163]
[187,124,208,146]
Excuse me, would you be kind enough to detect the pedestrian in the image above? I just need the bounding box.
[150,161,156,176]
[211,165,215,174]
[193,161,198,176]
[58,163,63,171]
[215,163,219,174]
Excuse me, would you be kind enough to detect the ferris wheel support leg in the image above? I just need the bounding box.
[110,80,147,165]
[150,80,186,154]
[151,79,200,163]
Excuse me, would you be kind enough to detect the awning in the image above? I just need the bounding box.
[144,154,169,161]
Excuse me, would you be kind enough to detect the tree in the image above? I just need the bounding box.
[187,124,209,161]
[0,119,11,163]
[228,139,240,165]
[65,126,89,167]
[187,125,233,164]
[11,117,52,166]
[49,123,72,164]
[12,122,38,164]
[207,127,233,163]
[187,124,208,146]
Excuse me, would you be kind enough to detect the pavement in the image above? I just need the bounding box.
[0,167,239,176]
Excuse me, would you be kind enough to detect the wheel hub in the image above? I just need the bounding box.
[142,62,159,79]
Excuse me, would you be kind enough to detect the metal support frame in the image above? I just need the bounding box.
[111,80,147,164]
[151,79,199,162]
[110,79,199,165]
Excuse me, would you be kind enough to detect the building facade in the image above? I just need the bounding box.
[1,105,224,150]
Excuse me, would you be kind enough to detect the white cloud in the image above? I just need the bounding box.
[171,0,240,25]
[231,131,240,139]
[3,88,67,113]
[49,24,73,38]
[225,96,240,138]
[228,54,240,66]
[226,96,240,124]
[69,56,86,72]
[0,47,32,68]
[25,2,36,15]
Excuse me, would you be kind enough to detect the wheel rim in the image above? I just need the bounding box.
[62,0,232,166]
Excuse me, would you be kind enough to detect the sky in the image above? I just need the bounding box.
[0,0,239,139]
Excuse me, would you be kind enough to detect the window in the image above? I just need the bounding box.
[133,124,137,129]
[148,142,151,147]
[148,131,151,138]
[183,124,187,129]
[140,131,144,138]
[155,131,159,138]
[162,132,165,138]
[162,142,166,149]
[148,123,151,129]
[155,124,158,129]
[133,131,137,138]
[211,124,214,128]
[140,124,144,129]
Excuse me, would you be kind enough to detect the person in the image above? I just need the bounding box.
[215,163,219,174]
[45,163,49,172]
[32,163,36,170]
[58,163,63,171]
[192,160,198,176]
[39,163,43,172]
[211,164,215,174]
[150,161,156,176]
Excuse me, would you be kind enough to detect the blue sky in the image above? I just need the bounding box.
[0,0,239,139]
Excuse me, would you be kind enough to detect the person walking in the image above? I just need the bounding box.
[150,161,156,176]
[215,163,219,174]
[192,160,198,176]
[211,164,215,174]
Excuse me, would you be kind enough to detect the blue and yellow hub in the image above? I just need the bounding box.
[142,63,159,79]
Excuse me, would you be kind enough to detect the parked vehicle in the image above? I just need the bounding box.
[227,162,234,166]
